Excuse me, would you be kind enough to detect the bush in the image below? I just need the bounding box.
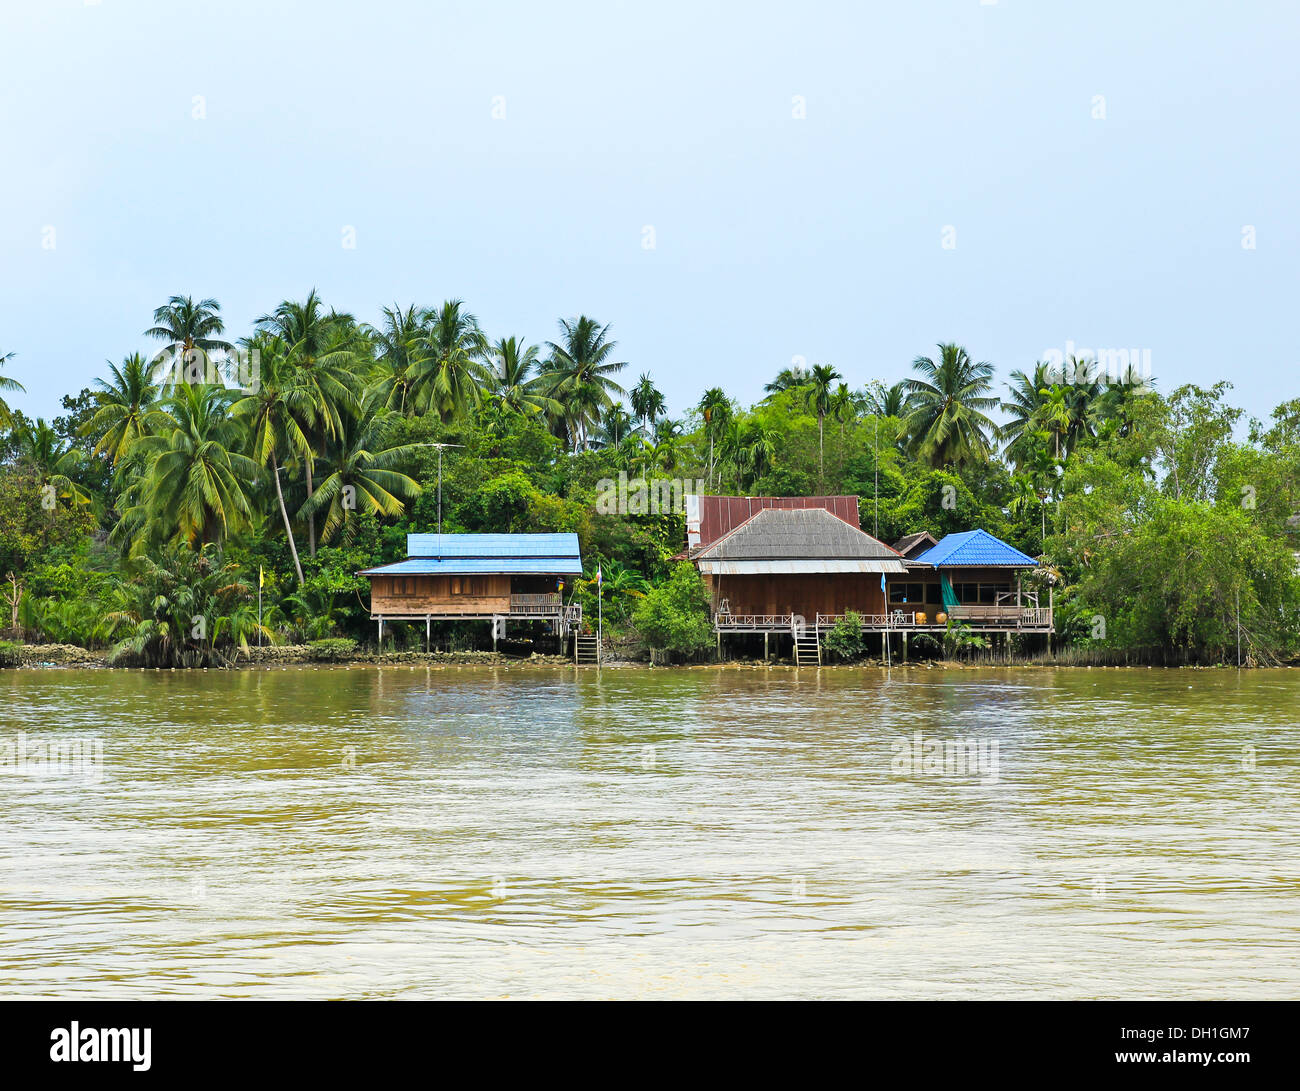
[308,637,359,662]
[0,640,20,668]
[632,563,714,661]
[822,611,866,661]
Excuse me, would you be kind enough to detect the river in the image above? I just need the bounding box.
[1,665,1296,999]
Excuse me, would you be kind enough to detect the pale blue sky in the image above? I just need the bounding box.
[2,0,1296,423]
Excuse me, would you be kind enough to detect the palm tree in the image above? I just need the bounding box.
[648,418,684,475]
[630,373,666,433]
[488,336,559,418]
[591,405,634,449]
[297,407,424,545]
[116,384,257,550]
[105,544,267,667]
[144,295,232,387]
[805,364,843,488]
[366,303,428,415]
[721,417,777,492]
[13,418,92,506]
[903,344,999,467]
[999,363,1054,470]
[257,290,363,555]
[408,300,491,422]
[697,387,731,488]
[83,353,169,464]
[763,365,809,395]
[230,336,314,585]
[863,380,913,419]
[0,349,24,430]
[542,316,628,451]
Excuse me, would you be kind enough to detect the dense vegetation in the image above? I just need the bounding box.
[1,294,1297,665]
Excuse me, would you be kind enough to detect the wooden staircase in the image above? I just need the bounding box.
[574,634,601,666]
[794,632,821,667]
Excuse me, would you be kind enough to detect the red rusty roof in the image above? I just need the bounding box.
[690,495,860,552]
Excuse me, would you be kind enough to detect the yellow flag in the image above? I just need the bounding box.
[259,565,264,589]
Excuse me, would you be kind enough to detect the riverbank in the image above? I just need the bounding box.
[5,641,1293,671]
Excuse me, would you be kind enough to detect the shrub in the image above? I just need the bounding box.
[822,611,866,661]
[632,563,714,660]
[308,637,359,662]
[0,639,20,668]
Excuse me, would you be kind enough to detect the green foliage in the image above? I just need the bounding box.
[308,637,358,661]
[822,611,866,661]
[943,620,989,657]
[105,544,269,667]
[0,639,20,667]
[632,563,714,659]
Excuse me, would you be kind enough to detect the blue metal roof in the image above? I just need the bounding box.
[405,532,579,559]
[913,529,1037,567]
[360,557,583,576]
[359,532,583,576]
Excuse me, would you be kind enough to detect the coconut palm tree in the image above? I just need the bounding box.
[488,336,559,418]
[82,353,169,464]
[1000,363,1055,470]
[257,290,363,554]
[144,295,232,387]
[763,365,809,395]
[296,407,423,546]
[115,384,257,550]
[230,336,314,585]
[0,349,24,430]
[366,303,429,415]
[13,418,92,506]
[541,316,628,450]
[805,364,843,488]
[408,299,491,422]
[902,344,999,467]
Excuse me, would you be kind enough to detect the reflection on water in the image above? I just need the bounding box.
[1,665,1297,998]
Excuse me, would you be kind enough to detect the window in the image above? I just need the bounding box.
[392,577,417,597]
[450,577,485,597]
[889,582,925,604]
[951,582,1011,605]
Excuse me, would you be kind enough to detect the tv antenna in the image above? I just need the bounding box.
[415,442,464,555]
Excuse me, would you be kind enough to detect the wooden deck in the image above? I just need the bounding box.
[374,594,581,630]
[714,607,1053,633]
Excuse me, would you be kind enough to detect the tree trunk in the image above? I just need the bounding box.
[273,453,305,586]
[818,415,825,489]
[305,459,316,557]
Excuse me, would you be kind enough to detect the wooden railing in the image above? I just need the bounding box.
[716,608,1053,632]
[509,594,564,615]
[715,613,803,632]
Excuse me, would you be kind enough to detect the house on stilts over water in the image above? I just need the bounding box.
[683,495,1053,660]
[360,532,583,649]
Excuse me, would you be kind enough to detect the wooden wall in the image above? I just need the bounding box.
[369,573,512,616]
[708,573,888,618]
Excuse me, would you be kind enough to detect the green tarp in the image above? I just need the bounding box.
[940,573,958,611]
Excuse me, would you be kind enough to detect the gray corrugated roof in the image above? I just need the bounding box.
[695,507,903,561]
